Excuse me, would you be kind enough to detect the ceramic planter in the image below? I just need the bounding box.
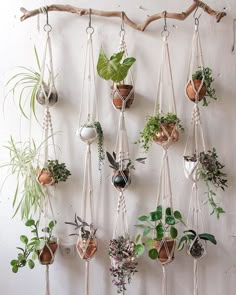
[38,242,58,265]
[38,169,54,185]
[153,123,179,144]
[186,80,206,102]
[183,156,199,182]
[79,125,97,144]
[77,238,97,260]
[112,170,131,189]
[188,237,206,259]
[36,83,58,106]
[112,84,134,109]
[154,239,176,265]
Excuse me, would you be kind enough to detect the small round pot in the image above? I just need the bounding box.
[38,242,58,265]
[38,169,53,185]
[183,158,198,182]
[36,84,58,106]
[77,238,97,260]
[186,80,206,102]
[153,123,179,144]
[112,170,131,189]
[154,239,175,265]
[112,84,134,109]
[188,239,206,259]
[79,125,97,144]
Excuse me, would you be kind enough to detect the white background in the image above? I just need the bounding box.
[0,0,236,294]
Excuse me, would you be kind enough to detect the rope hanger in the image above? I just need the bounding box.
[20,1,226,32]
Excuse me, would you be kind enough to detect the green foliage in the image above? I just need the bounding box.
[97,48,136,83]
[135,205,185,260]
[139,112,184,152]
[94,121,105,173]
[106,151,146,171]
[198,148,227,218]
[10,219,56,273]
[46,160,71,184]
[192,67,217,106]
[2,137,45,220]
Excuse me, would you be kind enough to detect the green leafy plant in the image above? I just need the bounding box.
[97,48,136,83]
[1,137,45,220]
[139,112,184,152]
[135,205,185,260]
[10,219,56,273]
[5,46,57,120]
[65,213,97,239]
[94,121,105,172]
[178,229,217,258]
[192,67,217,106]
[45,160,71,184]
[106,151,146,171]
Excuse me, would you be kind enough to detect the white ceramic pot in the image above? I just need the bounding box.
[183,159,198,181]
[79,125,97,143]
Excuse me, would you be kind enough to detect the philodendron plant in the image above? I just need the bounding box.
[135,205,185,262]
[11,219,57,273]
[97,48,136,84]
[139,112,184,152]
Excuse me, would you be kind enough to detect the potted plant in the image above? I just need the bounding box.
[10,218,58,272]
[184,148,227,219]
[178,229,217,259]
[5,46,57,119]
[65,214,97,260]
[97,48,136,109]
[139,112,184,152]
[135,205,185,264]
[186,67,217,106]
[106,151,145,190]
[38,159,71,185]
[109,236,138,293]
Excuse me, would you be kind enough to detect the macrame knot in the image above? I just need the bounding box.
[193,105,200,125]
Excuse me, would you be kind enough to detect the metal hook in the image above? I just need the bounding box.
[121,11,125,31]
[163,11,167,31]
[86,8,94,35]
[193,5,201,26]
[43,6,52,33]
[161,11,170,38]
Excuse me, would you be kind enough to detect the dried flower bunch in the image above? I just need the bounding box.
[109,236,138,293]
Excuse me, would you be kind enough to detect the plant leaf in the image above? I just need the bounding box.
[149,248,158,260]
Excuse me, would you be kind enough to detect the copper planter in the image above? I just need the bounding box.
[153,123,179,144]
[112,84,134,109]
[77,238,97,261]
[186,79,206,102]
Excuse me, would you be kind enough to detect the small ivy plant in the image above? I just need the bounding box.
[139,112,184,152]
[94,121,105,173]
[134,205,186,260]
[97,48,136,83]
[46,160,71,184]
[192,67,217,106]
[10,219,56,273]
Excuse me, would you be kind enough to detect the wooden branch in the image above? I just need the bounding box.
[20,1,226,32]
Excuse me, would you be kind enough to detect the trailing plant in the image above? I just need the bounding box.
[135,205,185,260]
[1,137,45,220]
[192,67,217,106]
[10,219,56,273]
[106,151,146,171]
[178,229,217,258]
[139,112,184,152]
[45,160,71,184]
[5,46,57,120]
[65,213,97,239]
[184,148,227,218]
[109,236,138,294]
[97,48,136,83]
[94,121,105,172]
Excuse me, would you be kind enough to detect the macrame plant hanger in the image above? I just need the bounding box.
[183,7,207,295]
[111,11,134,111]
[154,13,178,295]
[36,7,59,295]
[77,9,98,295]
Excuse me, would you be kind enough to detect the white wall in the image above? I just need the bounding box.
[0,0,236,294]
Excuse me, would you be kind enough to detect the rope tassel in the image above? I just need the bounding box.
[162,265,167,295]
[194,259,198,295]
[45,265,50,295]
[85,261,90,295]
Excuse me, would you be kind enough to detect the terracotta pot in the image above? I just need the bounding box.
[186,80,207,102]
[38,242,58,265]
[154,239,175,264]
[153,123,179,144]
[77,238,97,260]
[38,169,53,185]
[112,84,134,109]
[36,83,58,106]
[112,170,131,189]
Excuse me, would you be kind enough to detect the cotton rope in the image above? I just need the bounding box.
[162,265,167,295]
[46,265,50,295]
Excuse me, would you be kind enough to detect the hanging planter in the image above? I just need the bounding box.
[79,124,98,144]
[186,67,217,106]
[65,214,98,261]
[109,236,138,293]
[10,219,58,273]
[135,205,185,265]
[36,82,58,106]
[178,229,217,259]
[139,112,184,152]
[97,48,136,110]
